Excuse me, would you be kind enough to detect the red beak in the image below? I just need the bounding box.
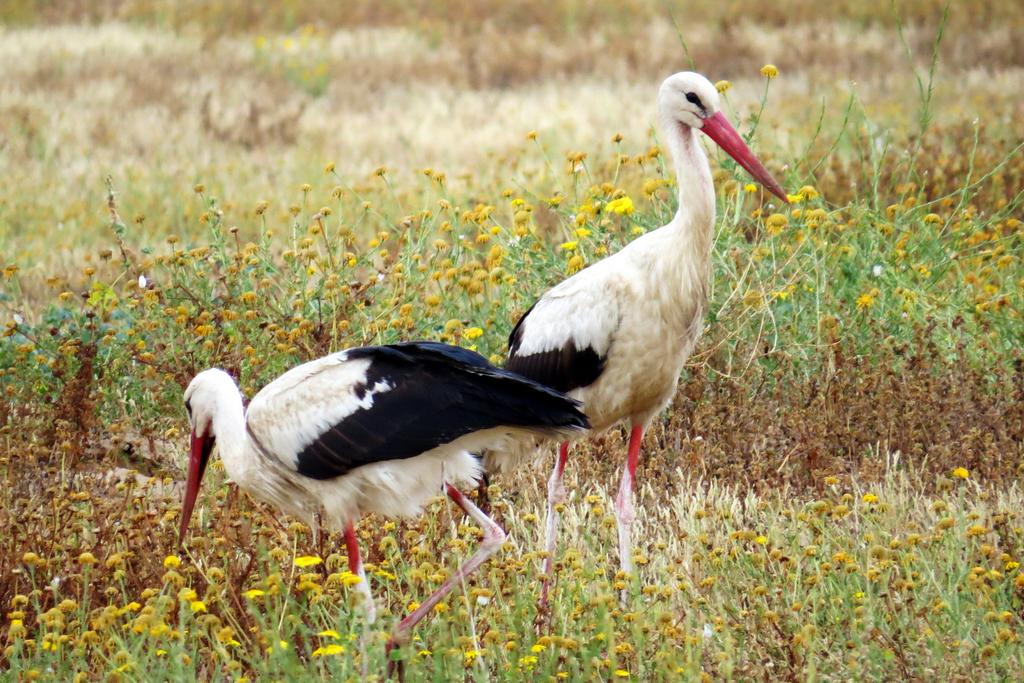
[179,429,214,547]
[699,111,789,203]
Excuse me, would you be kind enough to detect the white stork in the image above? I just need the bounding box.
[486,72,789,608]
[178,341,588,672]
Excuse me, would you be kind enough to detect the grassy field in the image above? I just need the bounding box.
[1,1,1023,680]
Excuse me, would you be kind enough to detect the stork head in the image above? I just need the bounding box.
[658,71,788,203]
[179,368,238,546]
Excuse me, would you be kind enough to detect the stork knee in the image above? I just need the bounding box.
[547,475,567,505]
[614,490,636,527]
[482,522,507,551]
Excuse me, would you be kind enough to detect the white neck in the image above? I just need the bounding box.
[209,385,249,485]
[645,116,716,310]
[662,117,715,245]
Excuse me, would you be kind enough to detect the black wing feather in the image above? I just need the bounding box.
[506,303,606,393]
[294,342,588,480]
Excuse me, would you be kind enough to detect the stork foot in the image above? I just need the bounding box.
[385,638,406,682]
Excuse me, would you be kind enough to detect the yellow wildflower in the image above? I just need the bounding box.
[951,467,969,480]
[760,64,779,78]
[317,630,342,640]
[162,555,180,569]
[862,493,878,504]
[243,589,265,599]
[464,327,484,340]
[311,644,345,657]
[715,80,731,93]
[744,183,757,193]
[559,241,578,251]
[293,556,323,568]
[189,600,207,613]
[605,197,635,215]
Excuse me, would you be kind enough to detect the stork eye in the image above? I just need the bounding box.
[685,92,703,108]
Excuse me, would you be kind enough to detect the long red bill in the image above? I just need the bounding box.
[699,111,789,203]
[178,429,213,546]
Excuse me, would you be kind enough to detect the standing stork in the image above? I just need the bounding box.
[486,72,789,609]
[178,341,588,674]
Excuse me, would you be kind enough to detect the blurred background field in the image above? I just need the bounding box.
[1,1,1023,680]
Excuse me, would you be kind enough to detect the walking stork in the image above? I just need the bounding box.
[178,341,588,673]
[485,72,789,610]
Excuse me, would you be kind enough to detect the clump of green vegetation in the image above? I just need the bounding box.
[1,3,1022,680]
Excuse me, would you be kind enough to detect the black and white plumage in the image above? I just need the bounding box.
[178,341,588,666]
[489,72,789,610]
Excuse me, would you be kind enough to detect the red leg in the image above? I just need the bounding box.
[614,425,644,594]
[537,442,570,624]
[344,522,376,624]
[386,483,506,676]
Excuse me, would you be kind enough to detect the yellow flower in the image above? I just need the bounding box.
[311,644,345,657]
[317,630,342,640]
[293,556,323,568]
[715,80,731,93]
[163,555,181,569]
[78,552,97,566]
[744,183,758,193]
[856,292,876,309]
[760,64,779,78]
[189,600,207,613]
[615,670,631,678]
[8,619,25,639]
[265,640,290,653]
[951,467,969,480]
[574,228,592,238]
[243,589,265,599]
[756,535,768,545]
[765,212,788,235]
[559,241,578,251]
[605,196,635,215]
[464,327,484,340]
[798,185,819,200]
[418,649,433,657]
[862,493,878,504]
